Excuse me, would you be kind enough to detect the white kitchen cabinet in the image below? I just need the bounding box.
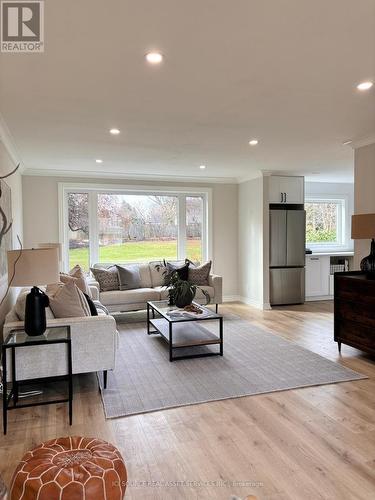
[305,255,330,297]
[269,176,304,204]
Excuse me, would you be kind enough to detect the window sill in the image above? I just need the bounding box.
[308,250,354,257]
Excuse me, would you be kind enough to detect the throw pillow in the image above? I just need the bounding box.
[69,264,92,297]
[164,260,190,281]
[116,264,141,291]
[90,266,119,292]
[186,260,212,286]
[83,292,98,316]
[47,281,91,318]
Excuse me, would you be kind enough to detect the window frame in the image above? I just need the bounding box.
[58,182,212,271]
[305,194,350,251]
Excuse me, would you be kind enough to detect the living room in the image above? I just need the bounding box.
[1,1,375,499]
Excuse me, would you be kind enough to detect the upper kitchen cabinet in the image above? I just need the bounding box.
[269,176,304,204]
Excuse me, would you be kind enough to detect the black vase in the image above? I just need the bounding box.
[360,238,375,277]
[24,287,50,336]
[174,289,195,309]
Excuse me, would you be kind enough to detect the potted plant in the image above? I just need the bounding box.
[157,265,210,308]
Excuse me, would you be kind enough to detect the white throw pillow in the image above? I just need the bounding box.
[47,281,91,318]
[60,264,92,297]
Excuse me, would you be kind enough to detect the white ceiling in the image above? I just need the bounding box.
[1,0,375,183]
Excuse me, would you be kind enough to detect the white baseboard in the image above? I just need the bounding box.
[223,295,241,303]
[306,295,333,302]
[222,295,272,310]
[238,296,271,310]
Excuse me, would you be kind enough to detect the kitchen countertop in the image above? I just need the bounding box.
[307,251,354,257]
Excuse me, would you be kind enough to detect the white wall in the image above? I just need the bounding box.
[22,176,239,298]
[305,181,354,251]
[354,142,375,269]
[238,176,268,308]
[0,141,23,327]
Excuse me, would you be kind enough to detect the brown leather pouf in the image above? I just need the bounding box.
[10,437,127,499]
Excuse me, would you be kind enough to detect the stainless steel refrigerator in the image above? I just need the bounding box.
[269,208,306,305]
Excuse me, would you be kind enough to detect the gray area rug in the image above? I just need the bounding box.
[100,312,366,418]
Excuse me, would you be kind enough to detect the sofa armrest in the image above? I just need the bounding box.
[89,284,100,300]
[208,274,223,304]
[3,315,117,340]
[3,314,119,380]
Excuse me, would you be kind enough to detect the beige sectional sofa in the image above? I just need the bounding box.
[90,261,223,313]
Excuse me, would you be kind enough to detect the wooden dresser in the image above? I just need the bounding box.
[334,271,375,355]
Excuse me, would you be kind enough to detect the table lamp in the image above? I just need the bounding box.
[351,213,375,275]
[37,242,62,271]
[7,247,60,336]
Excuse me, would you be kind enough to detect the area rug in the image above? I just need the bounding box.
[100,313,366,418]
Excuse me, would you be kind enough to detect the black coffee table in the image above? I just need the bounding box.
[147,300,223,361]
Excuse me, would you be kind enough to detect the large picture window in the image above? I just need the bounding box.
[60,185,210,271]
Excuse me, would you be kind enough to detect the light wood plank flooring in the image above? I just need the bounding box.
[1,301,375,499]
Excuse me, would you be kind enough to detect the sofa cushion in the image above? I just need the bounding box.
[90,266,119,292]
[152,285,214,302]
[47,281,91,318]
[116,264,142,290]
[149,261,167,287]
[100,288,161,306]
[15,288,55,321]
[152,286,169,300]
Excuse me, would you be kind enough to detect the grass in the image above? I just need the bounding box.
[69,239,202,270]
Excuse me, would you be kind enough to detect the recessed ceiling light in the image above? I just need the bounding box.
[199,165,206,170]
[249,139,259,146]
[356,81,373,91]
[109,128,120,135]
[145,52,163,64]
[95,159,103,163]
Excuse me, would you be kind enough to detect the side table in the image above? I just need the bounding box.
[2,326,72,435]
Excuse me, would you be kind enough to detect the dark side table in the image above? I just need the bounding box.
[2,326,72,435]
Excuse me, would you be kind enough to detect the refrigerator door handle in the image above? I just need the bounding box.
[280,192,283,203]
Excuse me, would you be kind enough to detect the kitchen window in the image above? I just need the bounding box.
[305,196,348,250]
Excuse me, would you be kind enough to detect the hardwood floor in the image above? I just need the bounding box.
[1,301,375,499]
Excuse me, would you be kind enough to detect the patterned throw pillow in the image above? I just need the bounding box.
[90,266,119,292]
[187,260,212,286]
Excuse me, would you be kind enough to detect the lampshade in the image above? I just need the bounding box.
[351,214,375,239]
[37,242,62,261]
[7,247,60,286]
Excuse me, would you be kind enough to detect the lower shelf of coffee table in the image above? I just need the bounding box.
[149,318,220,348]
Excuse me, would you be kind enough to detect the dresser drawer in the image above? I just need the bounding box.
[335,319,375,353]
[335,298,375,328]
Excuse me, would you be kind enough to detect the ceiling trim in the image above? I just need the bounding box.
[350,134,375,149]
[0,114,24,172]
[22,167,238,184]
